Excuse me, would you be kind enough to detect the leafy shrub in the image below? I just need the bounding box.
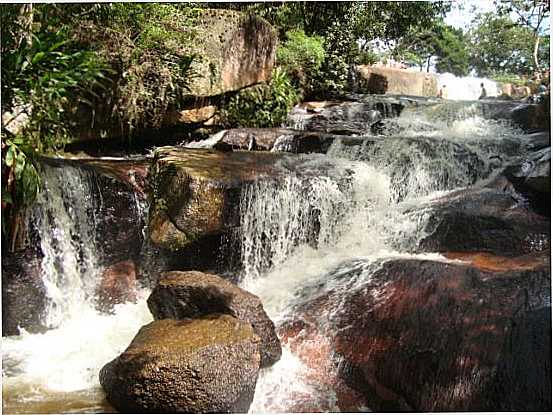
[221,67,299,128]
[277,29,325,90]
[79,3,201,133]
[356,49,380,66]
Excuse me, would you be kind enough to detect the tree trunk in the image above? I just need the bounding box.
[533,33,541,73]
[426,56,431,72]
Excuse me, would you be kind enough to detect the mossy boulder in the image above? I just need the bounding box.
[148,271,281,367]
[99,315,261,413]
[148,147,286,251]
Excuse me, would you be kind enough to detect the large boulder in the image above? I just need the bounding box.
[280,253,551,412]
[355,65,438,97]
[417,184,550,255]
[2,248,46,336]
[184,10,276,98]
[100,315,261,413]
[147,271,281,367]
[148,147,288,251]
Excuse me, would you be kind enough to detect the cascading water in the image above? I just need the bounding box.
[2,164,152,413]
[1,95,533,414]
[239,103,528,412]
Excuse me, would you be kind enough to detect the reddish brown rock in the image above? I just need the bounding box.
[280,253,550,412]
[96,260,137,312]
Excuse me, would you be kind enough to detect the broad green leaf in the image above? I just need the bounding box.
[14,152,26,180]
[5,146,15,167]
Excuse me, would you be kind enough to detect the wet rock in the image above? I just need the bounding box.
[96,260,138,313]
[99,315,261,413]
[147,271,281,367]
[418,185,550,255]
[491,306,552,411]
[2,248,46,336]
[510,102,549,131]
[148,147,288,251]
[286,100,397,135]
[188,128,337,153]
[337,256,551,411]
[504,147,550,216]
[281,253,551,412]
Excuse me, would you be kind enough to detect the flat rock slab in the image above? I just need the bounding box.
[148,270,281,367]
[100,315,260,413]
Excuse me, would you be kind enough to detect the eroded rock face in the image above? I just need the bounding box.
[148,271,281,367]
[355,66,438,97]
[187,10,276,97]
[418,185,550,255]
[280,253,551,412]
[96,260,138,313]
[2,248,46,336]
[100,315,261,413]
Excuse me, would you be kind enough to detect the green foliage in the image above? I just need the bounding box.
[393,21,469,76]
[433,25,470,76]
[277,29,325,91]
[221,67,299,128]
[2,28,108,153]
[79,3,200,133]
[468,13,537,77]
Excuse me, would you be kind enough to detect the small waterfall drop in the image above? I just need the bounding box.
[34,165,101,327]
[3,163,153,412]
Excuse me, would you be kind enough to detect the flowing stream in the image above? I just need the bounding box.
[2,98,528,413]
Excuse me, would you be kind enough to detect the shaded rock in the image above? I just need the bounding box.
[286,100,398,135]
[2,248,46,336]
[96,260,138,313]
[510,102,549,131]
[147,271,281,367]
[187,128,337,153]
[100,315,260,413]
[491,306,552,411]
[280,253,551,412]
[504,147,550,216]
[355,65,438,97]
[418,185,550,255]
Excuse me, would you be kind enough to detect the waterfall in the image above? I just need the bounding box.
[3,163,152,410]
[237,104,529,412]
[33,165,101,328]
[437,73,500,100]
